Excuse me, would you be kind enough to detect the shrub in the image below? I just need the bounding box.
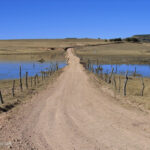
[109,38,122,42]
[125,38,139,43]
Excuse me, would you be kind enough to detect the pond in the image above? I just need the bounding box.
[0,61,66,80]
[91,64,150,77]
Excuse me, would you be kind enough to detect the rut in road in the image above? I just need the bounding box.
[1,48,150,150]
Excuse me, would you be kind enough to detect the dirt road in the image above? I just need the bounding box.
[0,48,150,150]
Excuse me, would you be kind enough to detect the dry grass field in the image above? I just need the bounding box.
[94,74,150,110]
[0,39,107,61]
[0,39,106,55]
[0,69,63,113]
[76,42,150,110]
[75,42,150,64]
[75,42,150,56]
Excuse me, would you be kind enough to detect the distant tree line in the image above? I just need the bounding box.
[124,37,140,43]
[107,37,140,43]
[109,38,122,42]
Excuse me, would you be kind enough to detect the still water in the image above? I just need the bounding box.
[0,61,66,80]
[92,64,150,77]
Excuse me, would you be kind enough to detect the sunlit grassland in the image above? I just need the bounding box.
[77,42,150,111]
[0,69,63,113]
[75,42,150,64]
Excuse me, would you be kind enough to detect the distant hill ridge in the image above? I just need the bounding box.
[133,34,150,42]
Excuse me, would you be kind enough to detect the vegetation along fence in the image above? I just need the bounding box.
[81,60,146,97]
[0,63,60,105]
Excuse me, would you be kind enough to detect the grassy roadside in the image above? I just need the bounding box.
[94,73,150,110]
[77,42,150,111]
[0,69,63,113]
[82,64,150,111]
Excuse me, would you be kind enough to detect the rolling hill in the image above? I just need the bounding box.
[133,34,150,42]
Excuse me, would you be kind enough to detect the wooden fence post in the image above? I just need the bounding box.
[50,69,52,76]
[36,74,39,83]
[56,63,58,71]
[133,67,137,77]
[91,65,94,73]
[96,68,98,74]
[115,65,118,73]
[0,91,4,104]
[141,77,145,96]
[101,70,103,80]
[107,68,114,84]
[123,71,128,96]
[26,72,28,89]
[118,76,121,93]
[87,59,90,70]
[113,74,117,90]
[19,66,23,92]
[12,80,15,97]
[99,66,103,79]
[44,72,46,80]
[34,75,36,86]
[41,72,43,81]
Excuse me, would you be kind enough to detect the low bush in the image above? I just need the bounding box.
[125,38,140,43]
[109,38,122,42]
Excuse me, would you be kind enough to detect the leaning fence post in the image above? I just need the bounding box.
[12,80,15,97]
[0,91,4,104]
[25,72,28,89]
[141,76,145,96]
[19,66,23,92]
[107,68,114,84]
[123,71,128,96]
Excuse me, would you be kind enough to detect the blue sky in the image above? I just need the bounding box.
[0,0,150,39]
